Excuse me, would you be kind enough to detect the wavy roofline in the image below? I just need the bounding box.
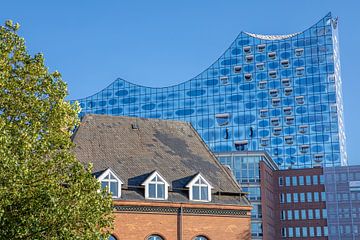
[74,12,332,101]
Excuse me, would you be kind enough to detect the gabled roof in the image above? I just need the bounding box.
[185,173,213,189]
[141,170,169,187]
[73,114,249,205]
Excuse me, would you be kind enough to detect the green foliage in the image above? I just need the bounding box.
[0,20,113,239]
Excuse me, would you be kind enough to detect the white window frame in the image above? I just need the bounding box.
[142,171,169,200]
[186,173,213,202]
[97,168,123,198]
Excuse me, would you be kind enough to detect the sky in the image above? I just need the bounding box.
[1,1,360,165]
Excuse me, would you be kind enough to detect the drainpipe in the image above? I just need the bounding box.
[178,205,183,240]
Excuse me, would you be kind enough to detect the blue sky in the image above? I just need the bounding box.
[2,1,360,165]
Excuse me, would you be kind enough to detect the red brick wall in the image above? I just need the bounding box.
[112,201,251,240]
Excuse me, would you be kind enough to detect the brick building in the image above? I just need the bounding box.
[72,115,252,240]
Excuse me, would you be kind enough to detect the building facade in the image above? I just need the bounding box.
[73,13,346,169]
[72,115,252,240]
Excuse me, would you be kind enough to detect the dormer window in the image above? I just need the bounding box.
[186,173,213,202]
[98,169,123,198]
[142,171,169,200]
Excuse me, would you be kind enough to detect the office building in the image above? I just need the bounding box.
[74,13,346,169]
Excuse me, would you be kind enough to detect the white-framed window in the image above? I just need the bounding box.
[142,171,169,200]
[97,168,123,198]
[148,235,164,240]
[186,173,213,202]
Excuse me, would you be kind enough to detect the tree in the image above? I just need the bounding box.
[0,20,113,239]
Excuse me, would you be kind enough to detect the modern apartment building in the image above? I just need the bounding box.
[73,13,346,170]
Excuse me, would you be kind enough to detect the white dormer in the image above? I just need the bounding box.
[97,168,123,198]
[142,171,169,200]
[186,173,213,202]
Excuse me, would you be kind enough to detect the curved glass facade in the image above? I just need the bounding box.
[73,13,346,169]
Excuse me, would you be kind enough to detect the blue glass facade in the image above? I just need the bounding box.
[74,13,346,169]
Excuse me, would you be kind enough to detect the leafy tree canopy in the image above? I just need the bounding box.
[0,20,113,239]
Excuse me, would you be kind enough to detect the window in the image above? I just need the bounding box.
[281,78,291,86]
[280,193,285,203]
[315,209,321,219]
[285,136,293,145]
[302,227,308,237]
[269,71,277,78]
[243,46,251,54]
[316,226,322,237]
[269,89,279,97]
[234,66,242,73]
[309,227,315,237]
[307,192,313,202]
[320,175,325,184]
[295,48,304,56]
[313,175,319,185]
[284,88,293,96]
[244,73,252,81]
[281,210,286,220]
[148,235,164,240]
[268,52,276,60]
[272,98,281,107]
[285,116,294,125]
[186,173,213,202]
[295,227,301,237]
[193,236,208,240]
[258,81,267,89]
[287,193,292,203]
[300,145,309,154]
[260,138,269,146]
[109,235,117,240]
[283,107,292,115]
[220,76,229,85]
[296,96,305,105]
[98,169,123,198]
[281,60,290,68]
[293,193,299,203]
[215,113,230,126]
[322,209,327,219]
[246,55,254,63]
[296,67,305,76]
[260,109,268,118]
[288,227,294,237]
[235,140,248,151]
[299,125,308,134]
[270,118,280,126]
[256,63,265,70]
[279,177,283,186]
[324,226,328,236]
[299,176,305,186]
[273,127,282,136]
[292,176,297,186]
[314,192,319,202]
[300,193,305,202]
[282,228,287,237]
[308,209,314,219]
[301,209,307,219]
[321,192,326,201]
[294,210,300,220]
[306,176,311,185]
[285,177,291,186]
[257,44,265,52]
[142,171,169,200]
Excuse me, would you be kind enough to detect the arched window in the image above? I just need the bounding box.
[148,235,163,240]
[108,235,117,240]
[194,236,208,240]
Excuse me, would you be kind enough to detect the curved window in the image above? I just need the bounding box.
[148,235,163,240]
[194,236,208,240]
[109,235,117,240]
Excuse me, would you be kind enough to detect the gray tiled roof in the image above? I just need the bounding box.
[72,114,250,206]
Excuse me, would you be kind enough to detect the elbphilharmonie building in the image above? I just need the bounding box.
[74,13,346,170]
